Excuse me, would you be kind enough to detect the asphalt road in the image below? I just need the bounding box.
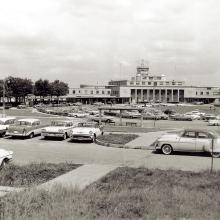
[1,135,220,172]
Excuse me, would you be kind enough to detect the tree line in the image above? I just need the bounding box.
[0,77,69,103]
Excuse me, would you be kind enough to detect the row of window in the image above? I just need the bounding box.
[129,81,183,86]
[196,91,210,95]
[72,90,111,95]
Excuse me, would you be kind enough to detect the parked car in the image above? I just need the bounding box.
[17,104,27,109]
[154,129,220,157]
[202,114,217,121]
[6,119,45,138]
[208,117,220,126]
[68,112,89,118]
[170,114,192,121]
[90,114,115,123]
[0,149,13,167]
[121,111,141,119]
[70,122,104,142]
[0,117,16,137]
[184,113,201,120]
[41,120,78,140]
[143,112,161,120]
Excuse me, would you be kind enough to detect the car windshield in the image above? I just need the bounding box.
[51,121,67,127]
[78,123,95,128]
[17,121,31,126]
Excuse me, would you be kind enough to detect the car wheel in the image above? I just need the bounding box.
[92,134,96,143]
[106,119,111,123]
[63,133,67,140]
[161,144,173,155]
[211,152,220,158]
[1,159,7,169]
[29,133,34,139]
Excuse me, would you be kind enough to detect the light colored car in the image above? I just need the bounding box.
[121,111,141,119]
[41,120,78,140]
[154,129,220,157]
[68,112,89,118]
[90,114,115,123]
[6,119,45,138]
[208,117,220,126]
[70,122,104,142]
[0,117,16,137]
[0,149,13,167]
[184,112,201,120]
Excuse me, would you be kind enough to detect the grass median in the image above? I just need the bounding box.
[0,163,81,187]
[97,133,139,145]
[2,167,220,219]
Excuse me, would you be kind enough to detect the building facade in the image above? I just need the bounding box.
[65,62,220,104]
[108,63,220,104]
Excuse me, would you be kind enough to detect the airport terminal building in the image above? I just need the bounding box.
[66,63,220,104]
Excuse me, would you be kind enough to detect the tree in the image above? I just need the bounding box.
[6,77,33,103]
[50,80,69,102]
[34,79,51,98]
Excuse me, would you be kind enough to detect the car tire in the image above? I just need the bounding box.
[1,159,7,169]
[92,134,96,143]
[106,119,111,123]
[29,133,34,139]
[211,152,220,158]
[63,133,67,140]
[161,144,173,155]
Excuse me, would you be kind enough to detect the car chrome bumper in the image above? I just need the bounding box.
[41,133,64,137]
[70,135,93,141]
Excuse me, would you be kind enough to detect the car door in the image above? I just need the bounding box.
[196,132,212,152]
[176,131,196,152]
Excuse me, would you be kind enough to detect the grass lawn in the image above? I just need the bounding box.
[2,167,220,219]
[0,163,81,187]
[97,133,139,145]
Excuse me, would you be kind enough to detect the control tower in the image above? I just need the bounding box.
[136,60,149,77]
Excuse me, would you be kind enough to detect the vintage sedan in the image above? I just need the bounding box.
[70,122,104,142]
[68,112,89,118]
[6,119,45,138]
[41,120,78,140]
[0,149,13,167]
[154,129,220,157]
[90,114,115,123]
[0,117,16,137]
[208,117,220,126]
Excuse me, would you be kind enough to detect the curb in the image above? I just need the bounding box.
[95,138,153,150]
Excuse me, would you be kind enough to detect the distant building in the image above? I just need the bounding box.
[66,84,115,104]
[66,62,220,104]
[108,62,220,104]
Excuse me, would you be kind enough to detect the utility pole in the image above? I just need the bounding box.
[2,78,5,117]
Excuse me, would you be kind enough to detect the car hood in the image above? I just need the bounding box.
[0,149,13,157]
[42,126,67,132]
[71,127,96,134]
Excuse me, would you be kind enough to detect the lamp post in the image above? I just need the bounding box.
[2,78,6,117]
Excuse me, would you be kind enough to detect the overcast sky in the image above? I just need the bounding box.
[0,0,220,87]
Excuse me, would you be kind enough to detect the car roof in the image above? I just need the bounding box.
[52,120,73,123]
[18,118,40,123]
[0,117,16,122]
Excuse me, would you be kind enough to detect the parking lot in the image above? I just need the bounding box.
[1,106,220,171]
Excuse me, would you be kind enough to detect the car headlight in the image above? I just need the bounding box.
[89,131,93,135]
[41,129,46,132]
[58,129,64,133]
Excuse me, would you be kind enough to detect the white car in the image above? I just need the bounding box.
[208,117,220,126]
[68,112,89,118]
[0,149,13,167]
[70,122,104,142]
[184,113,201,120]
[6,119,45,138]
[41,120,78,140]
[0,117,16,137]
[154,129,220,157]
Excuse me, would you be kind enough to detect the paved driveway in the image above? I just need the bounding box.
[1,135,220,172]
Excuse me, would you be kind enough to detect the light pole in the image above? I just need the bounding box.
[2,78,6,117]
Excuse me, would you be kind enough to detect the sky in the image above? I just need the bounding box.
[0,0,220,87]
